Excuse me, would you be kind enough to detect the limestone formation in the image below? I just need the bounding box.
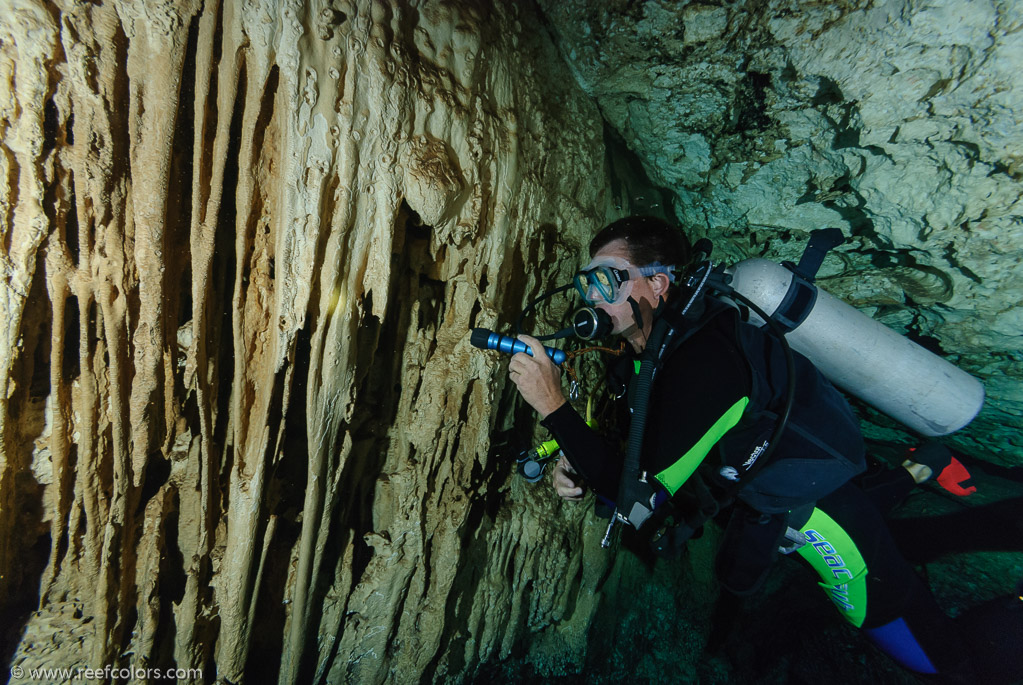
[1,0,622,681]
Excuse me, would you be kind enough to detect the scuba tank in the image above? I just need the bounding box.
[727,231,984,437]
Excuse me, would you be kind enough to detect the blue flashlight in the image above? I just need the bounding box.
[470,328,567,365]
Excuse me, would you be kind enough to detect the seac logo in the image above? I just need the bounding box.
[803,528,855,612]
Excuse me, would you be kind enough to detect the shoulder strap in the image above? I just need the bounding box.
[615,294,733,529]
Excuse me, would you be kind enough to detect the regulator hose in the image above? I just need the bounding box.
[515,283,575,341]
[616,308,677,528]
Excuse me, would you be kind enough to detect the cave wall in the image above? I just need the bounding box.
[538,0,1023,460]
[0,0,622,681]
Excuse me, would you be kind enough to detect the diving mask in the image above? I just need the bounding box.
[573,256,676,306]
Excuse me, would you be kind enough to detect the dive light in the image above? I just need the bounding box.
[518,438,560,482]
[470,328,568,365]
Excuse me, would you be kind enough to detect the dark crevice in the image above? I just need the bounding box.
[198,0,225,224]
[134,452,171,517]
[943,241,983,285]
[175,15,200,245]
[252,65,279,172]
[65,173,79,265]
[919,77,951,102]
[832,103,861,149]
[812,76,844,107]
[85,298,98,374]
[2,148,19,256]
[478,267,489,295]
[795,179,818,205]
[905,328,947,357]
[43,98,60,155]
[819,178,878,242]
[950,139,981,162]
[109,22,137,339]
[732,70,772,134]
[467,299,482,332]
[262,361,289,475]
[151,494,185,671]
[457,381,474,426]
[499,244,529,328]
[62,295,80,382]
[230,71,259,293]
[25,261,53,403]
[210,32,245,505]
[169,11,199,414]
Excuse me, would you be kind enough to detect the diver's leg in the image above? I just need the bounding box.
[855,455,918,515]
[856,442,977,518]
[904,442,977,497]
[803,482,975,679]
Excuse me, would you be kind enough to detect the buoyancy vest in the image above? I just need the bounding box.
[608,295,866,542]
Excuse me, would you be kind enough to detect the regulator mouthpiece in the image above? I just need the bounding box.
[572,307,613,340]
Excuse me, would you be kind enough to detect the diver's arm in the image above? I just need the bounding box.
[540,402,621,499]
[509,335,620,498]
[552,456,584,500]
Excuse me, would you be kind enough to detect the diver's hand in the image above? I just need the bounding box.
[553,456,585,501]
[508,335,566,418]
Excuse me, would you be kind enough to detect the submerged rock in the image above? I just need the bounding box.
[540,0,1023,461]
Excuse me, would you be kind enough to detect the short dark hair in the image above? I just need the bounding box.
[589,215,692,268]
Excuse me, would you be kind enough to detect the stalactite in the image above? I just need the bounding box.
[2,0,619,681]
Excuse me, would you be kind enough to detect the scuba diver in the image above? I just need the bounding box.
[502,215,1022,683]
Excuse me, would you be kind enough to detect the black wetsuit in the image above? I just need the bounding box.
[541,305,975,678]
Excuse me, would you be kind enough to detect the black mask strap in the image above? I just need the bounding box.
[628,296,645,333]
[627,293,670,336]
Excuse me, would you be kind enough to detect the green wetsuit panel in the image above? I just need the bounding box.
[653,396,749,495]
[795,507,869,628]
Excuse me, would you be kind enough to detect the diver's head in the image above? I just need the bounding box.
[577,217,692,344]
[588,215,692,269]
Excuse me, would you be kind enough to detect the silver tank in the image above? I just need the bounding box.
[727,258,984,437]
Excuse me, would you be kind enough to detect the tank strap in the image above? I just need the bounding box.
[786,227,845,282]
[769,274,818,333]
[771,228,846,333]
